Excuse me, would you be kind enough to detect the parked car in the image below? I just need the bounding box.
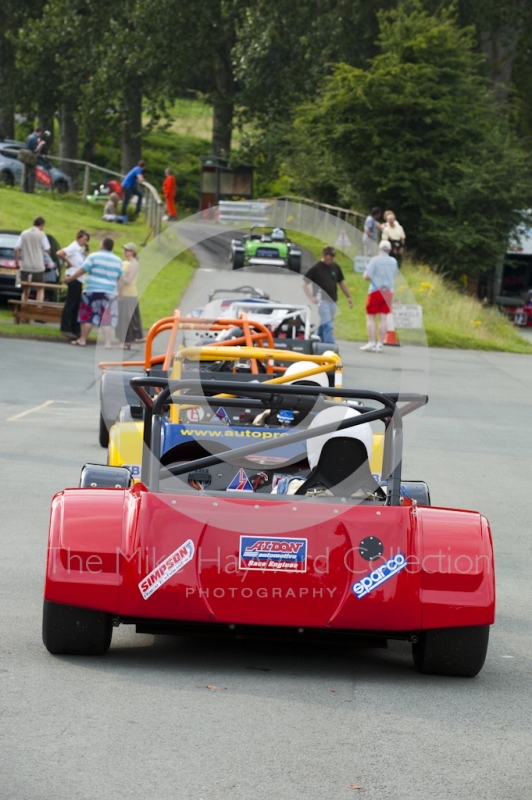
[0,230,62,300]
[0,140,72,193]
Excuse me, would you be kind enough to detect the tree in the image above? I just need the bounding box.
[0,0,46,140]
[292,0,532,278]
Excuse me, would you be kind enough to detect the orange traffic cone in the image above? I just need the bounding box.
[383,312,400,346]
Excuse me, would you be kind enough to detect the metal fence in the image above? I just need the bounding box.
[265,195,366,232]
[0,147,163,237]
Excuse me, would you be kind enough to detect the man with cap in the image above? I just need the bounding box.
[360,240,398,353]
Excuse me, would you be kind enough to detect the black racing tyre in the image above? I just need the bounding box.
[1,169,15,187]
[99,412,109,448]
[42,600,113,655]
[288,254,301,273]
[232,250,245,270]
[53,179,69,194]
[412,625,489,677]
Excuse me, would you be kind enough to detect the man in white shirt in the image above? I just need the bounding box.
[360,240,398,352]
[14,216,51,301]
[381,210,406,266]
[57,230,90,339]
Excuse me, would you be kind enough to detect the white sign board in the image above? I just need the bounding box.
[354,256,370,274]
[392,304,423,329]
[335,230,352,248]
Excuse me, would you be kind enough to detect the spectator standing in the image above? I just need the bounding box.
[381,210,406,266]
[14,216,51,302]
[57,230,90,340]
[65,237,123,349]
[121,160,145,217]
[116,242,143,350]
[302,245,353,344]
[21,126,45,193]
[162,168,177,221]
[360,240,398,353]
[362,206,382,257]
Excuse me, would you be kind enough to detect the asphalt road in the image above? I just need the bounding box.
[1,246,532,799]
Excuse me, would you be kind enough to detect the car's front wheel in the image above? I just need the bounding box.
[42,600,113,655]
[0,169,15,186]
[412,625,489,677]
[288,254,301,273]
[99,412,109,448]
[232,250,245,270]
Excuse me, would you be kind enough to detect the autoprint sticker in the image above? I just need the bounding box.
[351,552,407,599]
[239,536,308,572]
[139,539,195,599]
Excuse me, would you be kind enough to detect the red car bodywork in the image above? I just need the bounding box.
[44,484,495,634]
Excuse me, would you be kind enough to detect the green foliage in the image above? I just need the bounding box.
[292,1,532,278]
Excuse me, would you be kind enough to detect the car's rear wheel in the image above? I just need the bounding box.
[42,600,113,655]
[53,179,69,194]
[288,254,301,273]
[232,250,245,270]
[99,412,109,448]
[412,625,489,677]
[1,169,15,187]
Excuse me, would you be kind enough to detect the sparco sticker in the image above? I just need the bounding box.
[351,552,407,599]
[139,539,194,599]
[239,536,307,572]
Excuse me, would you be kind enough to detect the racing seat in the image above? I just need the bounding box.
[294,437,380,497]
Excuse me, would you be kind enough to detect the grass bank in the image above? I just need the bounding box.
[0,188,198,340]
[291,231,532,353]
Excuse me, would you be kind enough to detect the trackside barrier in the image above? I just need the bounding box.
[262,195,366,233]
[216,201,271,226]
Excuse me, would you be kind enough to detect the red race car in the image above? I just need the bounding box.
[42,378,495,677]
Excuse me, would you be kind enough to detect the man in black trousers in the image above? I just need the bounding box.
[58,230,90,339]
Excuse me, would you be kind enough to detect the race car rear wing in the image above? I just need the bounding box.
[130,376,427,505]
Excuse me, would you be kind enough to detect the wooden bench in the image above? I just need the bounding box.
[8,282,67,324]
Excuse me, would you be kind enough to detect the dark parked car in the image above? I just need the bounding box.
[0,140,72,193]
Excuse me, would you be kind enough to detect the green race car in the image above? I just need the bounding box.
[230,227,302,273]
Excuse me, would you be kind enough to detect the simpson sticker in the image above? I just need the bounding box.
[228,468,254,492]
[138,539,194,600]
[239,536,308,572]
[351,552,407,599]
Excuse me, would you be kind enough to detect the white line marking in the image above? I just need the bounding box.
[8,400,56,421]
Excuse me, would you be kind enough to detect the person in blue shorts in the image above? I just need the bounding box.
[65,237,124,349]
[121,160,145,217]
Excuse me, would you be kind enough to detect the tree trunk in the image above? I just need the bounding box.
[0,59,15,139]
[211,22,235,157]
[59,103,79,188]
[120,81,142,174]
[38,108,55,149]
[479,28,519,107]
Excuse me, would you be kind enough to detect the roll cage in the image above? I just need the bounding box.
[130,375,427,505]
